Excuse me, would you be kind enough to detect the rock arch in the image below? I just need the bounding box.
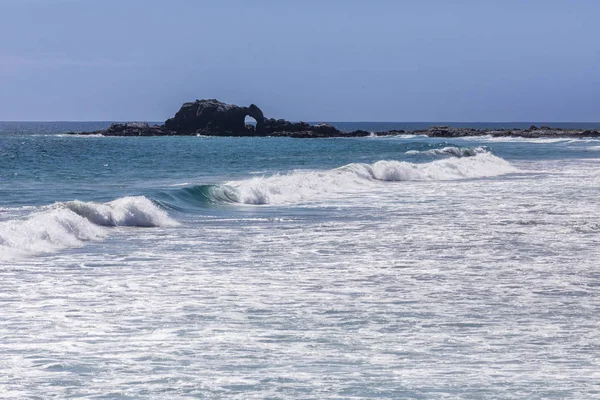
[245,104,265,134]
[164,99,267,135]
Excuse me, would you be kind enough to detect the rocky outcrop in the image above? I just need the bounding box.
[101,122,172,136]
[410,126,600,138]
[76,99,355,137]
[410,126,478,138]
[164,99,266,135]
[263,121,348,137]
[71,99,600,139]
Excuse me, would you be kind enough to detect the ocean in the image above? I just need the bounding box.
[1,122,600,399]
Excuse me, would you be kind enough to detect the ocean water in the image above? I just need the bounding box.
[1,122,600,399]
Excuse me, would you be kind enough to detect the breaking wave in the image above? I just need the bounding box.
[185,153,516,205]
[64,196,178,228]
[1,154,516,261]
[0,209,106,262]
[406,146,490,157]
[0,196,177,262]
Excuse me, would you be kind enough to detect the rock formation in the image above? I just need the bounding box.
[164,99,266,135]
[71,99,600,139]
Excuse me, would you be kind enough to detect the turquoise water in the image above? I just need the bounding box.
[1,123,600,398]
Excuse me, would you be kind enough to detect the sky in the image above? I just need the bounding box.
[0,0,599,122]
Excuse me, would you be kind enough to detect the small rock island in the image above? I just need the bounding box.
[73,99,600,138]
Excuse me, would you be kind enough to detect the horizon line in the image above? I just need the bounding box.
[1,120,600,124]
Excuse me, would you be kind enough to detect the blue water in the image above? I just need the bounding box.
[1,122,600,399]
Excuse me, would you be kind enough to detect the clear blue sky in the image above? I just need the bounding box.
[1,0,599,121]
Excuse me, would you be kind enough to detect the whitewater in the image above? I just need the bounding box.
[1,126,600,399]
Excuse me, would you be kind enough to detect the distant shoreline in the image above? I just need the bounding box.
[70,124,600,139]
[61,98,600,139]
[3,121,600,138]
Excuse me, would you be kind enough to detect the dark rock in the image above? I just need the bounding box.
[287,130,326,139]
[284,129,372,139]
[348,130,372,137]
[102,122,172,136]
[414,126,480,138]
[313,123,340,135]
[427,126,453,137]
[164,99,266,136]
[263,119,313,134]
[70,99,600,139]
[386,129,406,135]
[248,104,266,133]
[579,130,600,137]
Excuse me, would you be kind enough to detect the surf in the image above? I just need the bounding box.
[176,152,517,206]
[0,196,177,262]
[405,146,490,157]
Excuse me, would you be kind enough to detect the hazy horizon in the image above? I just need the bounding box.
[2,119,600,123]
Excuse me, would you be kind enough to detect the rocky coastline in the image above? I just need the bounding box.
[71,99,600,139]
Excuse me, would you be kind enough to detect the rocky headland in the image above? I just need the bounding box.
[72,99,600,139]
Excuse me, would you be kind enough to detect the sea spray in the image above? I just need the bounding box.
[0,196,177,261]
[64,196,179,227]
[0,208,106,261]
[196,153,517,205]
[405,146,490,157]
[356,152,514,181]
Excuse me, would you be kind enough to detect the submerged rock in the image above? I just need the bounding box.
[103,122,171,136]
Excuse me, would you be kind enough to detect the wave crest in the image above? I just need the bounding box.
[0,209,106,262]
[0,196,177,262]
[64,196,178,227]
[201,153,516,205]
[406,146,489,157]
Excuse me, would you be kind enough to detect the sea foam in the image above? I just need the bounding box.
[64,196,178,228]
[0,196,177,262]
[0,208,106,262]
[218,152,516,205]
[405,146,489,157]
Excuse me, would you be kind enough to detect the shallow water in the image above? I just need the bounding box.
[1,124,600,398]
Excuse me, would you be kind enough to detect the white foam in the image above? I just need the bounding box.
[54,134,105,138]
[347,153,516,181]
[226,153,517,205]
[463,135,571,144]
[0,196,177,262]
[406,146,489,157]
[0,209,106,262]
[393,134,429,139]
[373,134,429,139]
[64,196,179,228]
